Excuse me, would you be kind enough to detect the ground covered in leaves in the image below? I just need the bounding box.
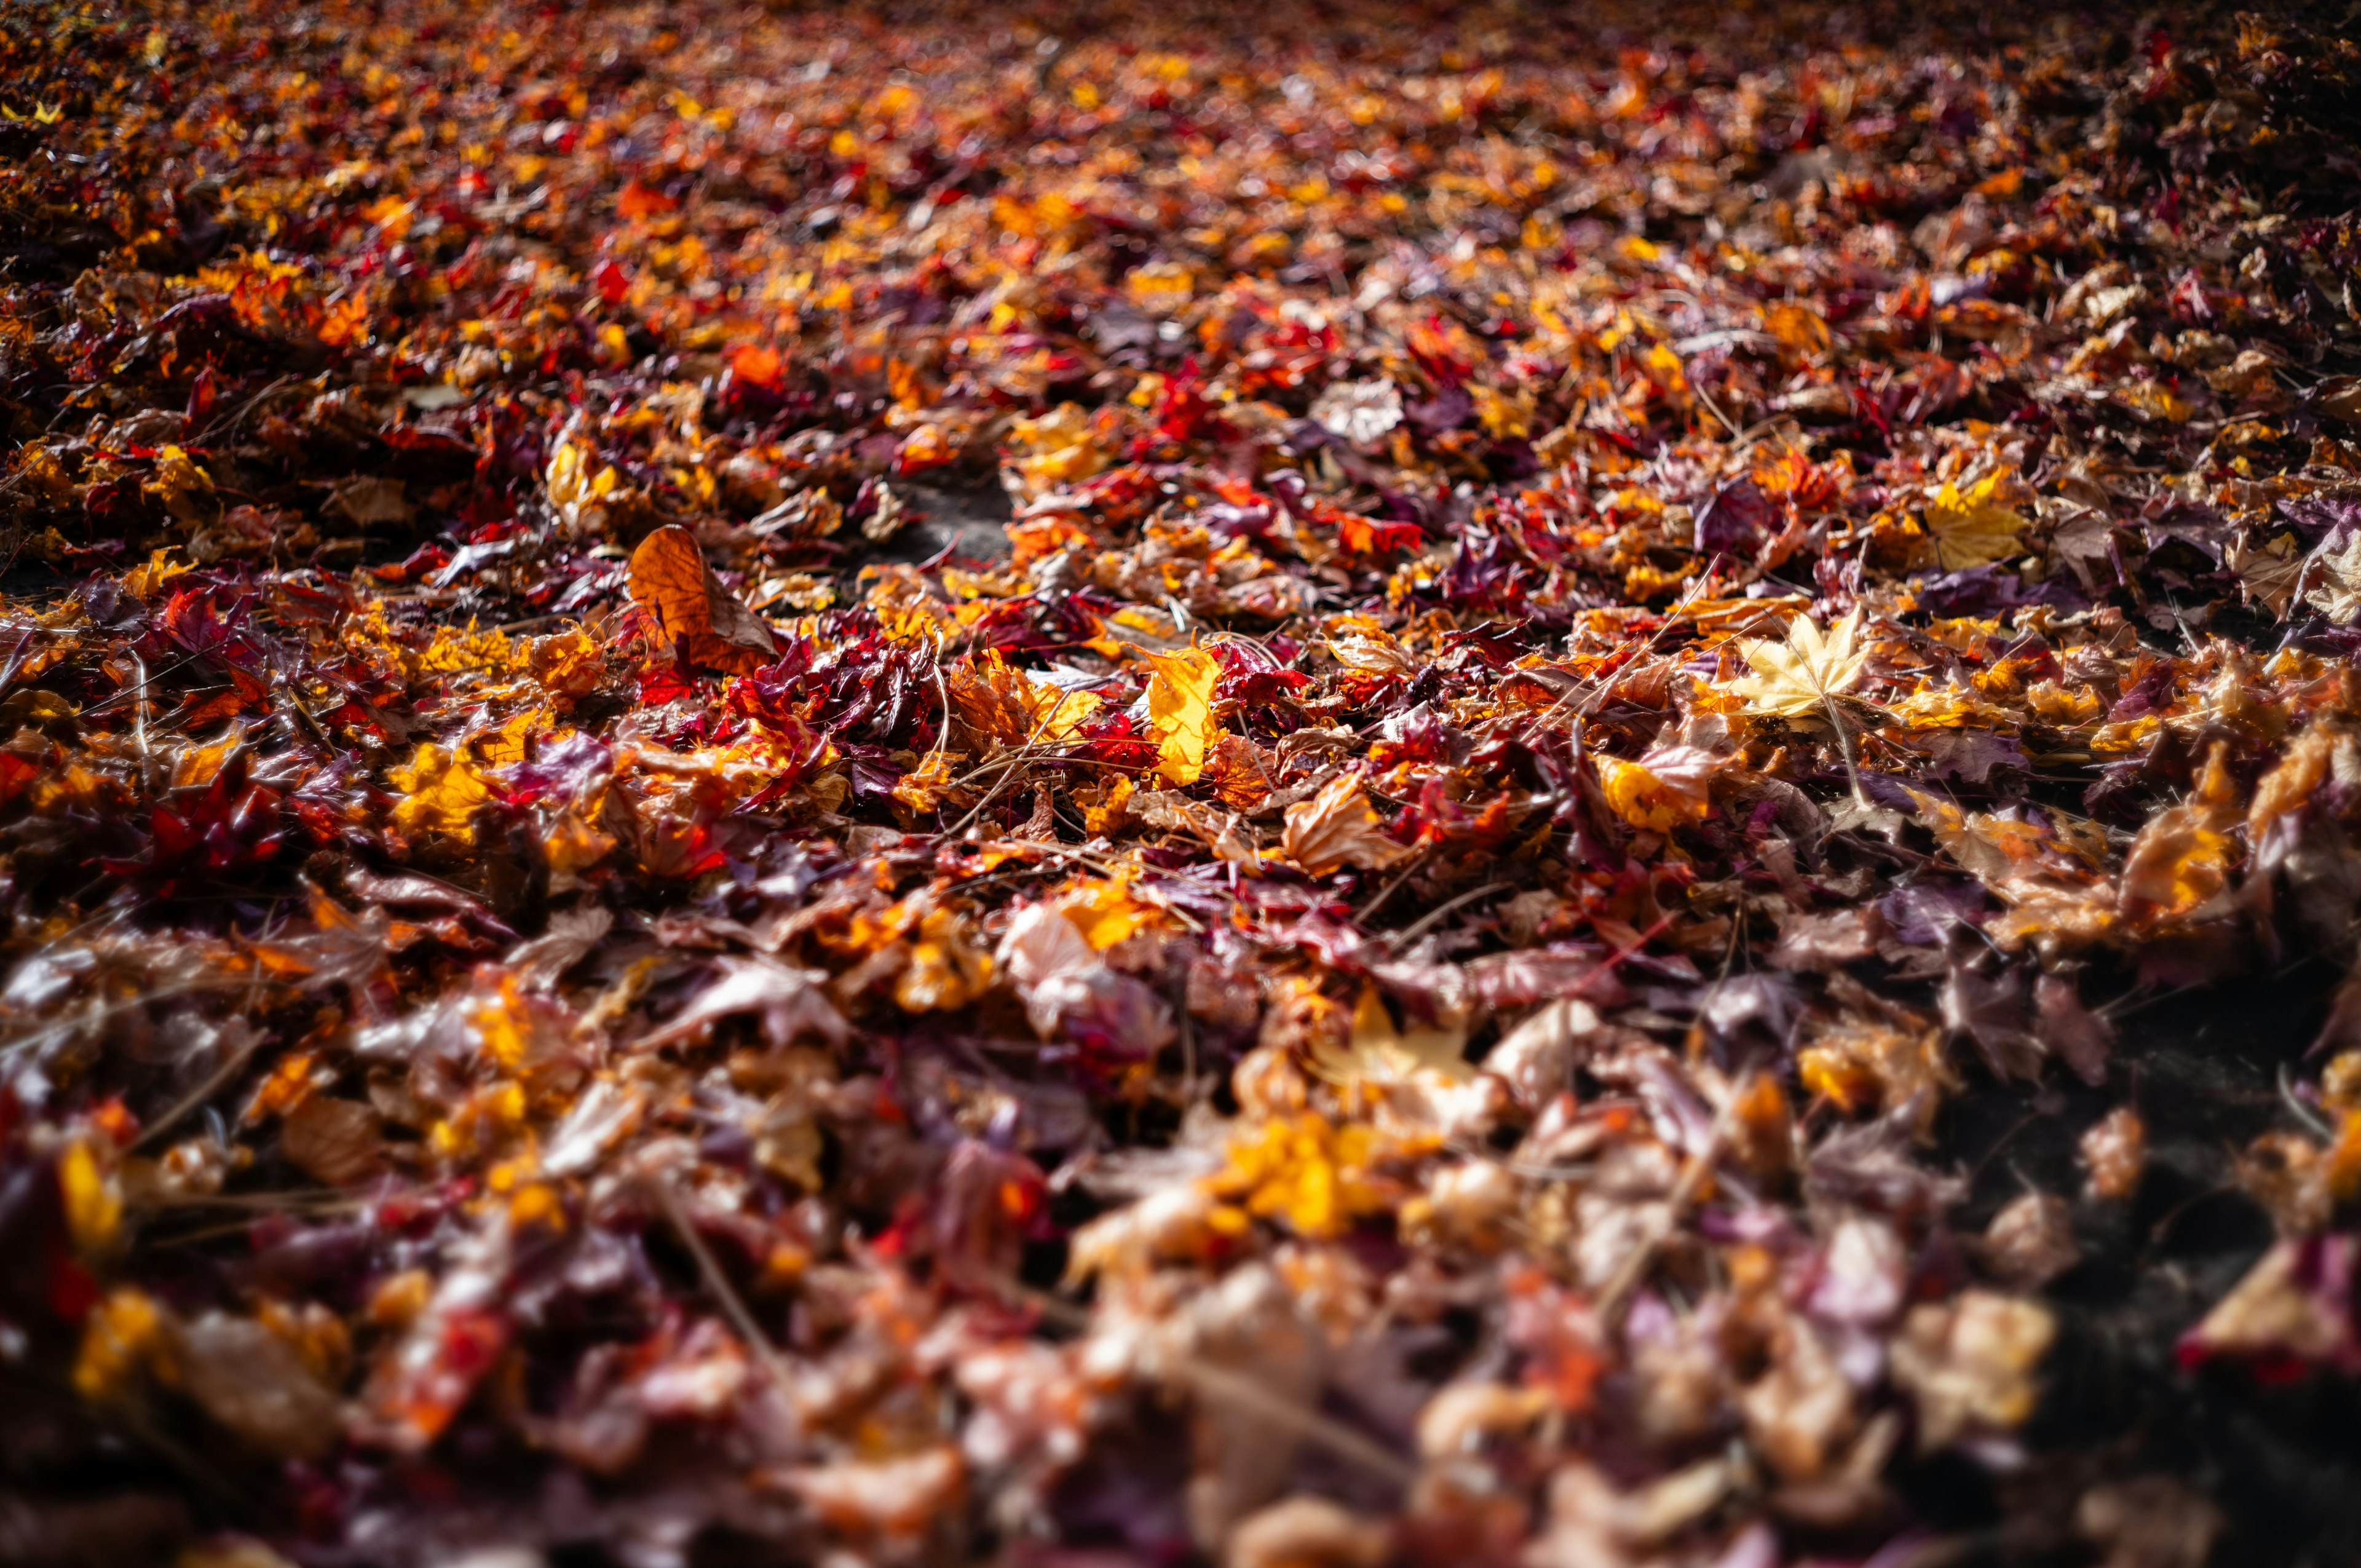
[4,1,2361,1564]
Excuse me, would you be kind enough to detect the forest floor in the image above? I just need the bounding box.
[3,2,2360,1566]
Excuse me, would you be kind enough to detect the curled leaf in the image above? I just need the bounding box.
[627,525,778,674]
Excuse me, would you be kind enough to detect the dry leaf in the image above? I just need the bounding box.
[1279,775,1410,877]
[1145,645,1224,785]
[1723,611,1869,721]
[627,525,779,674]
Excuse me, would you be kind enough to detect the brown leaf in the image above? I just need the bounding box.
[280,1096,384,1187]
[627,525,778,674]
[326,475,416,528]
[1279,776,1409,878]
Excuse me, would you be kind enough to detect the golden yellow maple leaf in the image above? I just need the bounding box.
[389,743,494,843]
[1920,471,2027,570]
[1145,646,1223,785]
[1723,610,1870,721]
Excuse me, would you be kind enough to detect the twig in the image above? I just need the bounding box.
[650,1174,794,1387]
[131,968,268,1151]
[1354,844,1432,925]
[1820,687,1870,807]
[1386,879,1513,951]
[1595,1087,1741,1325]
[2278,1061,2335,1140]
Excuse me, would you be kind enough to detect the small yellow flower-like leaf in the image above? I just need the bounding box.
[59,1139,121,1256]
[1597,754,1712,833]
[1082,774,1134,836]
[1722,611,1870,721]
[1060,869,1161,951]
[75,1288,170,1403]
[1207,1111,1387,1239]
[890,750,965,816]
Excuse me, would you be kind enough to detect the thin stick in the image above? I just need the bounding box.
[132,974,268,1150]
[1595,1087,1740,1325]
[651,1175,794,1387]
[1355,844,1432,925]
[1821,687,1870,807]
[1387,879,1513,951]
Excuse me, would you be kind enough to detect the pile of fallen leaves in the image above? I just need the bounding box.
[4,0,2361,1564]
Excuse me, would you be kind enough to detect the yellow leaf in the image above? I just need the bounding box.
[59,1139,121,1256]
[1722,611,1869,721]
[2120,743,2241,929]
[1061,869,1160,951]
[75,1288,169,1403]
[1082,774,1134,835]
[2117,381,2194,424]
[471,707,553,767]
[1597,754,1712,833]
[947,650,1098,746]
[124,548,192,601]
[1004,403,1108,500]
[1208,1111,1386,1240]
[895,909,993,1011]
[389,743,493,843]
[1145,646,1223,785]
[1921,472,2026,570]
[1764,301,1831,359]
[891,750,965,815]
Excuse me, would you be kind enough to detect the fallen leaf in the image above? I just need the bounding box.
[1279,775,1410,877]
[628,525,779,674]
[1145,645,1224,785]
[1723,611,1870,721]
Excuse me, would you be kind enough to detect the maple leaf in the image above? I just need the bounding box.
[627,526,778,675]
[1144,645,1223,785]
[388,742,495,844]
[1921,472,2027,570]
[1722,610,1870,721]
[948,649,1098,746]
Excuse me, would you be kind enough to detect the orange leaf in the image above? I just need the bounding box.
[616,180,676,220]
[627,526,778,675]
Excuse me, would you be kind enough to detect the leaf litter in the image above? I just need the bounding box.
[1,2,2360,1566]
